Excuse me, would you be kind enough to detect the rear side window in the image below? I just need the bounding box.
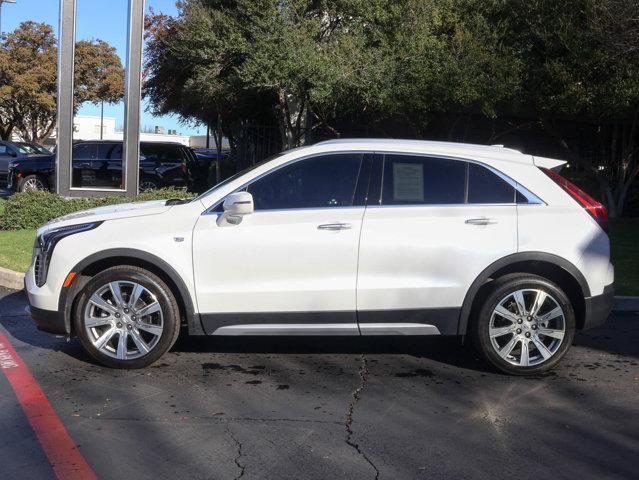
[381,155,465,205]
[247,153,363,210]
[97,143,122,160]
[72,143,97,160]
[380,154,523,205]
[141,144,185,163]
[467,163,515,204]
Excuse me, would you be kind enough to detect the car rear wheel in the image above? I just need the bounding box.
[74,266,181,369]
[471,274,575,375]
[139,177,160,191]
[19,174,47,192]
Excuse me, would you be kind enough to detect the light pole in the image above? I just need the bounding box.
[0,0,17,36]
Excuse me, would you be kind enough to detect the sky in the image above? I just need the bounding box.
[1,0,206,136]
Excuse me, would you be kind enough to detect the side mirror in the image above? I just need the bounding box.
[8,150,17,158]
[223,191,254,216]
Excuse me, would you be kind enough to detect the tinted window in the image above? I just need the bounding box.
[72,143,97,160]
[0,145,8,155]
[141,144,185,163]
[468,163,515,203]
[247,154,362,210]
[381,155,465,205]
[98,143,122,160]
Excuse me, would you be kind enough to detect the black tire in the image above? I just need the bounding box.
[18,174,47,192]
[73,266,181,369]
[470,273,575,375]
[139,177,160,191]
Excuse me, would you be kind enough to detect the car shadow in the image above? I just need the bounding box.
[2,288,636,372]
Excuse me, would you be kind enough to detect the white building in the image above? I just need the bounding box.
[63,115,193,146]
[17,115,228,150]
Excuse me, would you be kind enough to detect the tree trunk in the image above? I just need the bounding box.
[276,88,307,150]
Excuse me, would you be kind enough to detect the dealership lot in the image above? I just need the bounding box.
[0,287,637,480]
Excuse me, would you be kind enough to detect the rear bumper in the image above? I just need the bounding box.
[582,283,614,330]
[30,305,67,335]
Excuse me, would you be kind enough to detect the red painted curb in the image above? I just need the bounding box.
[0,333,97,480]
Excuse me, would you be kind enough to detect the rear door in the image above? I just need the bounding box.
[96,143,123,188]
[356,153,518,335]
[71,143,98,188]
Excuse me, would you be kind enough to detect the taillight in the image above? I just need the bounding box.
[540,167,608,232]
[181,161,188,174]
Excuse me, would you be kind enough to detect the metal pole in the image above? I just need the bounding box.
[206,124,210,149]
[56,0,76,196]
[122,0,145,196]
[100,101,104,140]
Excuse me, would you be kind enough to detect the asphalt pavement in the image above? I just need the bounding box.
[0,287,637,480]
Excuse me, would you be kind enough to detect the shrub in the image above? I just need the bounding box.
[0,188,191,230]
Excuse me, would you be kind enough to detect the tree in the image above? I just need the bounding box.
[0,21,124,142]
[144,0,519,150]
[501,0,639,217]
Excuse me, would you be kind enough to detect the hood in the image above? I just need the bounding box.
[41,200,173,231]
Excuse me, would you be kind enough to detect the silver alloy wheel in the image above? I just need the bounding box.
[83,281,164,360]
[22,177,45,191]
[139,180,158,191]
[489,288,566,367]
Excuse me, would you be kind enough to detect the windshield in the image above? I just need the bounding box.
[16,142,52,155]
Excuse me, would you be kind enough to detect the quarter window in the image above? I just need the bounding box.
[381,155,465,205]
[247,154,363,210]
[467,162,515,204]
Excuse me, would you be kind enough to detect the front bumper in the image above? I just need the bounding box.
[25,263,70,335]
[30,305,67,335]
[582,283,614,330]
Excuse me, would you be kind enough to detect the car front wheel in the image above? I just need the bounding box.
[471,274,575,375]
[74,266,181,368]
[19,174,47,192]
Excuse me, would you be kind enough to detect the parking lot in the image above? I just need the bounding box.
[0,287,637,480]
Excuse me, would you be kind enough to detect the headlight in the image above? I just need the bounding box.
[34,222,102,287]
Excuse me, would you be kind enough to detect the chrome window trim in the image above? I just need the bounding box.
[203,148,545,215]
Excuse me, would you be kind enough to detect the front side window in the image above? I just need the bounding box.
[247,153,363,210]
[382,155,466,205]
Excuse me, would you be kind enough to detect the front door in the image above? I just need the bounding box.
[193,153,370,334]
[357,153,519,335]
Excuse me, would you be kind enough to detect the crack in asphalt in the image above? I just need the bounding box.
[79,415,343,426]
[226,423,246,480]
[345,354,380,480]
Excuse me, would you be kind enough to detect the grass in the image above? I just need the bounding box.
[0,228,35,272]
[0,213,636,294]
[609,219,639,296]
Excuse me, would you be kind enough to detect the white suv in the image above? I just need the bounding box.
[25,139,614,374]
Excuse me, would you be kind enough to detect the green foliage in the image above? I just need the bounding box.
[144,0,519,146]
[0,188,190,230]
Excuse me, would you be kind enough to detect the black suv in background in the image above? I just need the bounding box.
[0,140,52,186]
[7,140,197,192]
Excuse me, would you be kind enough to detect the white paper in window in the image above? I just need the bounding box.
[393,163,424,201]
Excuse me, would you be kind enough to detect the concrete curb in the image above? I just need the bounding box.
[0,266,25,291]
[0,265,638,312]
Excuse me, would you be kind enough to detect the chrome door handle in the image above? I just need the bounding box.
[317,223,352,231]
[465,217,497,226]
